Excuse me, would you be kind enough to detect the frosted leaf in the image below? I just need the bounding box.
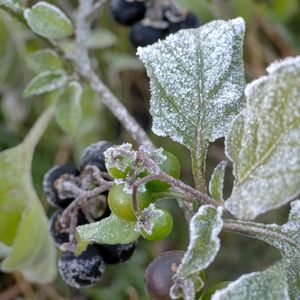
[138,18,245,165]
[26,49,63,74]
[23,70,67,97]
[209,161,227,203]
[225,55,300,220]
[24,2,73,39]
[76,214,139,251]
[211,262,289,300]
[55,81,82,138]
[225,200,300,298]
[171,206,223,299]
[177,205,223,277]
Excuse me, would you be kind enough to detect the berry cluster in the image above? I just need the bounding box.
[44,141,136,288]
[110,0,200,47]
[44,140,181,289]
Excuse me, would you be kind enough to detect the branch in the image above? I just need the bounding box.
[223,219,300,252]
[74,0,155,150]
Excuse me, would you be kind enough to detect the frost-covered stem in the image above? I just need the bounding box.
[60,181,114,225]
[74,0,155,150]
[223,219,300,251]
[191,147,207,193]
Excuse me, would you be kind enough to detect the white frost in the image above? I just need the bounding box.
[137,18,245,151]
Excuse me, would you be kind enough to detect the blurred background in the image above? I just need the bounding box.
[0,0,299,299]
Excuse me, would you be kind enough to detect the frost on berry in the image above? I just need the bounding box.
[58,246,105,288]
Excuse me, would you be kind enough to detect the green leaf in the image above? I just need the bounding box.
[171,205,223,299]
[26,49,63,73]
[225,56,300,220]
[209,161,227,203]
[225,200,300,298]
[76,214,139,246]
[23,70,67,97]
[0,106,57,283]
[177,205,223,277]
[55,81,82,137]
[211,262,289,300]
[1,202,56,283]
[0,0,22,11]
[138,18,245,186]
[24,2,73,39]
[87,29,117,49]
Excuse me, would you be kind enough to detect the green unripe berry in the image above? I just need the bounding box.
[108,184,152,221]
[146,151,181,192]
[141,209,173,241]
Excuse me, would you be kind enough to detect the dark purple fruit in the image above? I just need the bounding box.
[43,164,79,208]
[58,245,105,288]
[130,21,168,47]
[49,210,88,246]
[79,141,113,172]
[167,11,200,33]
[96,242,136,264]
[144,250,185,300]
[110,0,147,26]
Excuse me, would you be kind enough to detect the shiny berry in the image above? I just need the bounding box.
[130,21,168,48]
[110,0,147,26]
[145,151,180,192]
[43,164,79,208]
[144,250,185,300]
[108,183,152,221]
[96,242,136,264]
[141,209,173,241]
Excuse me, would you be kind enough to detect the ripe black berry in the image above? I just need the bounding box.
[144,250,184,300]
[49,209,88,246]
[43,164,79,208]
[79,141,113,172]
[167,11,200,33]
[110,0,147,26]
[130,21,168,48]
[58,245,105,288]
[96,242,136,264]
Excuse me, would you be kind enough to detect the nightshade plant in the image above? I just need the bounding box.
[0,0,300,299]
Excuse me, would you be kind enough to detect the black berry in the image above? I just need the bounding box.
[49,210,89,246]
[58,245,105,288]
[96,242,136,264]
[167,11,200,33]
[144,250,184,300]
[43,164,79,208]
[130,21,168,48]
[110,0,147,26]
[79,141,113,172]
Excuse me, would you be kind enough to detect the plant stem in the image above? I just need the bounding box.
[74,0,155,150]
[223,219,300,252]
